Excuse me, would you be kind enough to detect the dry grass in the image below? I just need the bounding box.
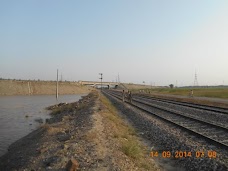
[51,108,62,115]
[41,123,50,130]
[122,140,141,159]
[50,103,80,116]
[100,94,156,170]
[122,83,152,90]
[47,127,64,135]
[62,115,74,121]
[41,123,65,135]
[85,130,98,141]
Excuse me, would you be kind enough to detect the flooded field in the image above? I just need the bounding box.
[0,94,86,157]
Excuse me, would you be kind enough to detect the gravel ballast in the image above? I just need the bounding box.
[103,91,228,171]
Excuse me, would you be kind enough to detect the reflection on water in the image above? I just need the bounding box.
[0,94,86,157]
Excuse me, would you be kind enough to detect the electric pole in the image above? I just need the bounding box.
[99,73,103,90]
[194,70,199,87]
[56,69,59,100]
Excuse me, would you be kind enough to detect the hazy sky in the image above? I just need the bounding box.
[1,0,228,86]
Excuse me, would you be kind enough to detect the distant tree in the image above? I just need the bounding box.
[169,84,174,88]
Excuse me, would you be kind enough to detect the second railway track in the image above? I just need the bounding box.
[135,93,228,114]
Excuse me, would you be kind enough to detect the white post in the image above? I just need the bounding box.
[30,82,33,94]
[56,69,59,99]
[28,82,31,95]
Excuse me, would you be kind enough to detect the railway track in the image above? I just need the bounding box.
[133,95,228,129]
[135,94,228,114]
[103,90,228,150]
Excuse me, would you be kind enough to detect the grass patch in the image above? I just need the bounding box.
[122,140,141,159]
[41,124,64,135]
[47,127,63,135]
[130,87,228,108]
[51,108,62,115]
[100,93,156,170]
[132,87,228,99]
[128,126,137,136]
[49,102,83,115]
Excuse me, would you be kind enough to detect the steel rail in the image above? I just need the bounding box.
[135,94,228,114]
[103,90,228,150]
[134,96,228,130]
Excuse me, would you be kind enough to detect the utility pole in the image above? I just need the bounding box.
[99,73,103,90]
[56,69,59,100]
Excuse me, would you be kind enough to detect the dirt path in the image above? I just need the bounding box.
[84,94,160,170]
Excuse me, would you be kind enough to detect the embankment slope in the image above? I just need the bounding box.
[0,80,90,95]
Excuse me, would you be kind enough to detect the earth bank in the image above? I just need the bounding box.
[0,90,159,171]
[0,80,90,96]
